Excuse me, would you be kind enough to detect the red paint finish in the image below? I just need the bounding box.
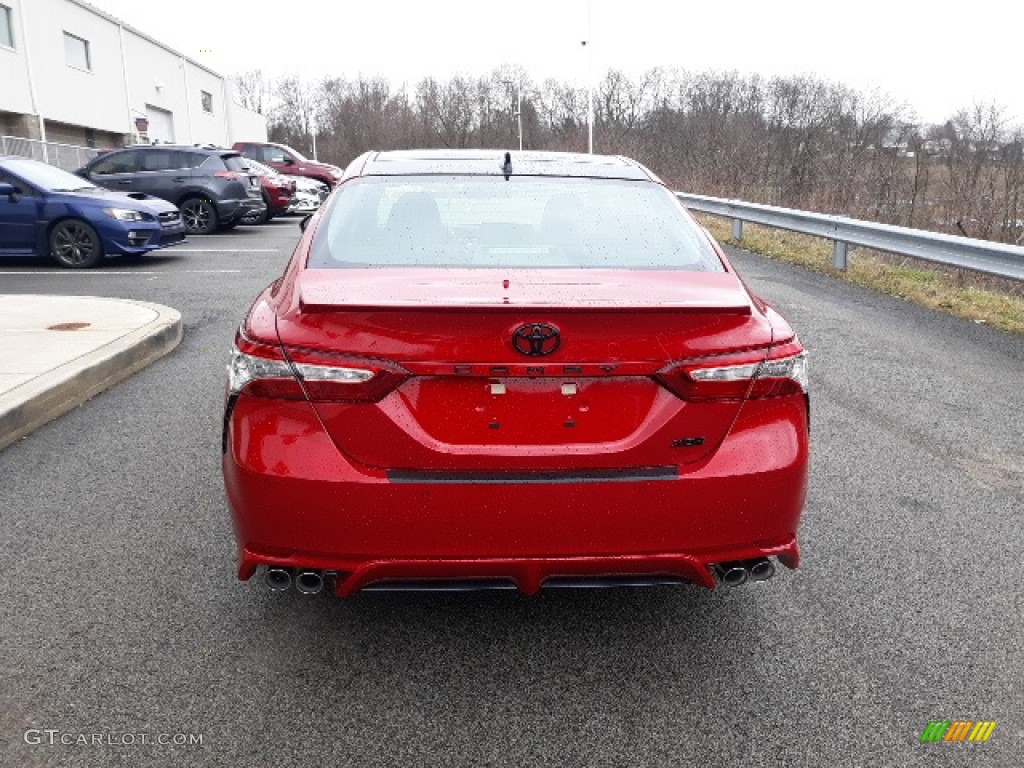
[222,151,810,596]
[232,141,343,188]
[295,268,756,311]
[312,383,742,470]
[223,394,807,589]
[257,175,294,217]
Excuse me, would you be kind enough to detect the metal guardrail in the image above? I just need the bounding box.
[677,192,1024,282]
[1,135,100,172]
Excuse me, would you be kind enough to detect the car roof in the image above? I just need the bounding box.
[236,141,295,153]
[353,149,659,181]
[105,144,238,155]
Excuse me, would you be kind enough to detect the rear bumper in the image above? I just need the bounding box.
[223,395,809,595]
[240,546,800,596]
[287,195,321,214]
[217,197,265,222]
[266,190,293,215]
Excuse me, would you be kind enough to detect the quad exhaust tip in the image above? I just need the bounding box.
[263,567,326,594]
[716,562,749,587]
[749,558,775,582]
[265,567,292,591]
[295,570,325,595]
[715,558,775,587]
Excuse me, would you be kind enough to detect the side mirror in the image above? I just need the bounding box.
[300,215,312,232]
[0,183,20,202]
[282,156,296,165]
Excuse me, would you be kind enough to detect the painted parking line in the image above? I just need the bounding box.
[168,249,281,253]
[0,269,244,275]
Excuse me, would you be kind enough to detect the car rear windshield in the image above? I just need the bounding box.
[222,155,249,172]
[200,154,248,173]
[241,159,275,176]
[307,176,724,271]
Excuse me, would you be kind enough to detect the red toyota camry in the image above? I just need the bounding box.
[222,150,809,597]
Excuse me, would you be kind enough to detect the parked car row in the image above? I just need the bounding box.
[0,140,332,268]
[75,144,263,235]
[74,140,333,236]
[234,159,328,224]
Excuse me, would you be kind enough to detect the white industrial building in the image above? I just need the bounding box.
[0,0,266,167]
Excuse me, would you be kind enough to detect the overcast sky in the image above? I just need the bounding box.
[86,0,1019,127]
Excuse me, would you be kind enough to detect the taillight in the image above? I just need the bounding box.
[215,171,244,180]
[283,345,408,402]
[228,333,304,399]
[656,342,808,401]
[227,331,407,402]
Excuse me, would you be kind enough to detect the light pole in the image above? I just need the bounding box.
[309,108,318,161]
[516,80,523,152]
[581,2,593,154]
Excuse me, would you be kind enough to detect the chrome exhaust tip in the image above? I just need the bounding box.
[265,567,292,591]
[748,558,775,582]
[295,570,324,595]
[715,562,748,587]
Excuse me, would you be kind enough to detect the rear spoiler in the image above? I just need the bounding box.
[297,270,754,315]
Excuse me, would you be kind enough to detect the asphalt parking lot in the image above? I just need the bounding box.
[1,218,1021,767]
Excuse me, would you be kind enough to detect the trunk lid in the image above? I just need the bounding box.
[275,268,773,472]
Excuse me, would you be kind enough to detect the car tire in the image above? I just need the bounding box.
[49,219,104,269]
[179,198,219,235]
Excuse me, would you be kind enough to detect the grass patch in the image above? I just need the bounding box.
[696,215,1024,335]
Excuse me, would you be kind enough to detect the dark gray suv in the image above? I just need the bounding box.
[77,146,265,234]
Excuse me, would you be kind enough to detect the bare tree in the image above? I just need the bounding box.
[259,68,1021,243]
[232,69,271,115]
[268,75,322,158]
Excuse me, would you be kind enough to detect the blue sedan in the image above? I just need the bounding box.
[0,155,186,268]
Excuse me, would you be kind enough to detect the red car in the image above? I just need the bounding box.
[239,159,295,224]
[233,141,343,188]
[222,150,809,598]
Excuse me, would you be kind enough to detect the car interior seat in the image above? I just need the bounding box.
[386,192,445,241]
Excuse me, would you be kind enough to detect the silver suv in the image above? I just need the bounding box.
[77,146,265,234]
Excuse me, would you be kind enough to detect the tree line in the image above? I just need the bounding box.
[234,67,1024,244]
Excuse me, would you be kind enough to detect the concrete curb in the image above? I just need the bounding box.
[0,299,183,452]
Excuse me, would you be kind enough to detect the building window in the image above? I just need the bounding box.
[64,32,91,71]
[200,90,213,114]
[0,5,14,49]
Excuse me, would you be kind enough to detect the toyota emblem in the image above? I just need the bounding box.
[512,323,561,356]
